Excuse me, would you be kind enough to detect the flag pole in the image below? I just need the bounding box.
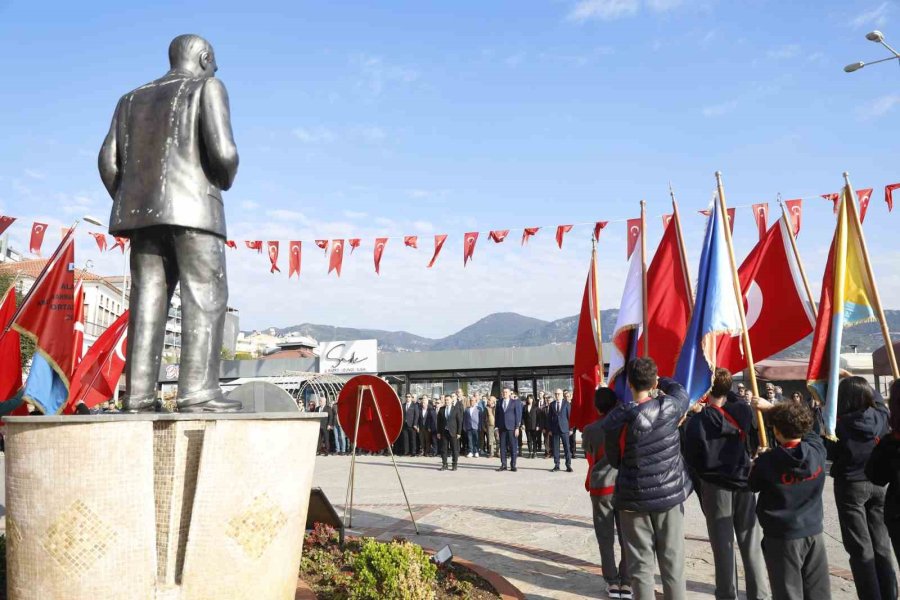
[592,236,606,385]
[778,198,818,319]
[669,184,694,312]
[842,172,900,379]
[640,200,650,357]
[715,172,768,449]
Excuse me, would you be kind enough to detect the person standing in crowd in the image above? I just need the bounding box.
[437,393,463,471]
[315,396,330,456]
[683,368,769,600]
[495,387,522,472]
[327,397,347,456]
[867,379,900,566]
[549,388,573,472]
[419,396,437,457]
[540,393,552,458]
[565,389,578,459]
[583,387,631,600]
[750,400,831,600]
[604,358,691,600]
[465,397,482,458]
[483,395,497,458]
[524,394,540,458]
[401,393,420,456]
[826,377,896,599]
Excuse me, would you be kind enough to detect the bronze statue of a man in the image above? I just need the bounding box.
[98,34,240,412]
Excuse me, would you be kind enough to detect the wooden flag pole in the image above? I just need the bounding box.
[640,200,650,357]
[669,184,694,312]
[715,172,768,449]
[778,199,818,320]
[842,172,900,379]
[592,237,605,385]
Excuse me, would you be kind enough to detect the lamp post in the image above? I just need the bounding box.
[844,30,900,72]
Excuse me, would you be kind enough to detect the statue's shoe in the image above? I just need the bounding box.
[178,398,242,413]
[121,395,157,413]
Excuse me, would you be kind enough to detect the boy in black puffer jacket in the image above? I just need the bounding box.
[603,357,691,600]
[867,379,900,567]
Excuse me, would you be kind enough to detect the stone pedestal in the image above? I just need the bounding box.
[4,412,323,600]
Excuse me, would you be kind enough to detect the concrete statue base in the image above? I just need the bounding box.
[4,412,323,600]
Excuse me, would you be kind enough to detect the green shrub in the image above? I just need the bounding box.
[348,538,437,600]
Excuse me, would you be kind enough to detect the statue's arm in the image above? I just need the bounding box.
[98,98,122,199]
[200,78,239,191]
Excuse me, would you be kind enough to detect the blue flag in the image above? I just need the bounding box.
[674,197,743,403]
[23,353,69,414]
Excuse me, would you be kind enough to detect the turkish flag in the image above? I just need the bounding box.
[822,192,839,214]
[404,235,418,248]
[785,199,802,236]
[857,188,873,223]
[71,282,84,372]
[626,218,641,260]
[427,234,447,268]
[555,225,573,249]
[637,221,692,377]
[329,239,344,276]
[315,240,329,253]
[112,237,129,253]
[90,232,108,252]
[594,221,608,241]
[245,240,262,253]
[267,241,280,273]
[489,230,509,243]
[716,219,815,372]
[374,238,388,274]
[289,241,302,278]
[0,287,23,408]
[349,238,361,253]
[0,216,15,237]
[65,309,128,412]
[225,240,237,249]
[30,222,47,254]
[463,232,479,266]
[752,203,768,241]
[571,249,601,430]
[699,208,736,233]
[885,183,900,212]
[521,227,539,245]
[662,214,673,229]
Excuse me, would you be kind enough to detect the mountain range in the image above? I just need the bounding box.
[256,310,900,357]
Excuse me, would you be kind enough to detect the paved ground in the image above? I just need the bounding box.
[311,451,874,600]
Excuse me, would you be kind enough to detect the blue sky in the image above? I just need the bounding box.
[1,0,899,337]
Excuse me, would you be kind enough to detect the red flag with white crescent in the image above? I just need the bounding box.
[374,238,388,274]
[0,287,23,408]
[626,218,641,260]
[427,234,447,268]
[699,208,735,233]
[463,232,479,266]
[521,227,539,245]
[72,281,85,372]
[90,232,108,252]
[329,239,344,276]
[571,249,601,430]
[65,309,129,412]
[404,235,418,248]
[29,222,47,255]
[315,240,329,253]
[594,221,608,241]
[822,192,839,214]
[244,240,263,253]
[885,183,900,212]
[349,238,361,253]
[489,230,509,243]
[225,240,237,249]
[0,216,15,237]
[661,214,673,229]
[857,188,873,223]
[555,225,573,249]
[289,241,302,278]
[112,237,128,253]
[785,199,802,236]
[267,241,281,273]
[752,203,768,241]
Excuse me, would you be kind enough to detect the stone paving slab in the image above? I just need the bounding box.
[313,452,870,599]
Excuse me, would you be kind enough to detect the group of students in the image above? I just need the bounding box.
[582,355,900,600]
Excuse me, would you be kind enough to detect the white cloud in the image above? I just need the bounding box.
[354,126,387,143]
[241,200,260,210]
[851,2,890,28]
[701,99,738,117]
[23,169,45,180]
[858,93,900,120]
[766,44,801,60]
[292,127,337,143]
[568,0,639,21]
[646,0,684,10]
[412,220,435,233]
[342,210,368,219]
[352,54,419,97]
[266,209,310,223]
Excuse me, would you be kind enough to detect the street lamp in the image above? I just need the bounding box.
[82,215,105,227]
[844,30,900,73]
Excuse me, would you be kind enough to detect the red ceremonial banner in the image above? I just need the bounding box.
[289,241,302,278]
[112,237,128,253]
[626,218,641,260]
[463,232,479,266]
[329,239,344,276]
[404,236,418,249]
[225,240,237,249]
[374,238,388,274]
[752,203,768,241]
[0,216,15,237]
[267,241,280,273]
[784,199,802,236]
[0,287,23,405]
[822,192,839,214]
[349,238,361,253]
[315,240,329,253]
[90,232,108,252]
[521,227,539,246]
[72,282,84,373]
[662,214,673,229]
[30,222,47,255]
[571,250,601,430]
[594,221,608,240]
[489,230,509,243]
[555,225,573,249]
[427,234,447,268]
[65,309,128,412]
[699,208,736,233]
[245,240,262,253]
[885,183,900,212]
[857,188,873,223]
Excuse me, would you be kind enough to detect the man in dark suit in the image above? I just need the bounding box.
[437,394,464,471]
[419,396,437,457]
[549,388,573,472]
[494,387,523,472]
[401,393,420,456]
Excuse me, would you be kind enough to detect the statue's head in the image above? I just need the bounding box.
[168,34,217,78]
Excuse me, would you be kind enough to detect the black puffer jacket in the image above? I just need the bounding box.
[603,378,692,512]
[828,404,890,482]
